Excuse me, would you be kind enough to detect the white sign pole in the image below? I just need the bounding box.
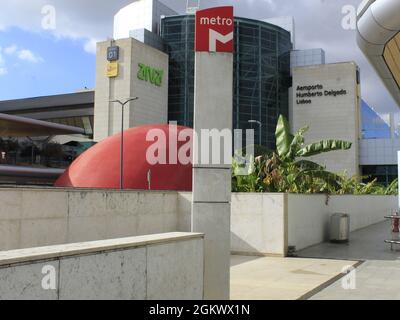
[192,6,234,300]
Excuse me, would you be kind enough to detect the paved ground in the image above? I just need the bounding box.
[230,255,358,300]
[298,220,400,300]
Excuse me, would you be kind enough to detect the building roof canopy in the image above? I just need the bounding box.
[357,0,400,106]
[0,113,86,137]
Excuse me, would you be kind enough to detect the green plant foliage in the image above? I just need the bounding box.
[232,115,397,195]
[334,175,398,196]
[297,140,352,158]
[275,115,294,158]
[237,144,272,158]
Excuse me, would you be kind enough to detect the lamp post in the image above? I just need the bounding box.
[110,97,139,190]
[248,120,262,146]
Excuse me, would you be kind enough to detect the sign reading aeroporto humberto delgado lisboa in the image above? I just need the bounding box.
[195,6,234,53]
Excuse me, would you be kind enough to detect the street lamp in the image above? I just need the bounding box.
[110,97,139,190]
[248,120,262,146]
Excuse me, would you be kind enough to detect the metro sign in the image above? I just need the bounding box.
[195,6,234,53]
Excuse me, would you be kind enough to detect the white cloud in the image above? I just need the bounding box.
[2,45,43,64]
[0,48,6,75]
[0,0,134,53]
[246,0,276,11]
[17,49,43,63]
[83,38,98,54]
[4,45,17,55]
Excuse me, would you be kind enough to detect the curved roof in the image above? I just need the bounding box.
[0,113,86,137]
[357,0,400,106]
[0,91,94,114]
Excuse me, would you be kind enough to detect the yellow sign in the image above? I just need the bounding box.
[106,61,119,78]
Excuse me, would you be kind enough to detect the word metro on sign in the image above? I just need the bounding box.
[195,6,234,53]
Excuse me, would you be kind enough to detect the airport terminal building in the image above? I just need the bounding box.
[0,0,398,184]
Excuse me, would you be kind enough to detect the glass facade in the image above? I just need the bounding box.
[161,15,292,149]
[291,49,325,68]
[361,100,391,139]
[361,165,397,186]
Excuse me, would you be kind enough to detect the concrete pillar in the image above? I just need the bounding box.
[192,52,233,300]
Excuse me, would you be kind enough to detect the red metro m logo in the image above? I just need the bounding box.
[195,6,234,53]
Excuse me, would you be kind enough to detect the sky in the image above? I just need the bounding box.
[0,0,398,117]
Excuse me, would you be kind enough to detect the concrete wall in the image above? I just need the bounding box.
[288,194,397,251]
[94,37,168,142]
[231,193,287,257]
[0,188,179,251]
[231,193,396,256]
[291,62,361,176]
[0,233,204,300]
[0,188,395,257]
[179,192,288,257]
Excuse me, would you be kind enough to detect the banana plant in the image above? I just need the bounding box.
[262,115,352,192]
[233,115,353,194]
[275,115,352,162]
[232,115,397,195]
[385,179,398,195]
[232,154,265,192]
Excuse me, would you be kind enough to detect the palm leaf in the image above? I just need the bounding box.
[294,160,325,171]
[297,140,352,158]
[275,115,294,158]
[385,179,398,195]
[301,169,342,188]
[287,126,308,159]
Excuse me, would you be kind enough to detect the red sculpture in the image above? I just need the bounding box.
[55,124,193,191]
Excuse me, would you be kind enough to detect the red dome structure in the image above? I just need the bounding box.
[55,124,193,191]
